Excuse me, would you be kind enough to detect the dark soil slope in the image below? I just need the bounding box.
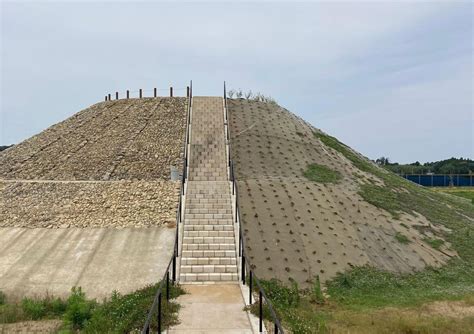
[228,98,473,287]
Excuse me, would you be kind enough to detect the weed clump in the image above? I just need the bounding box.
[303,163,342,184]
[395,232,411,244]
[423,237,444,250]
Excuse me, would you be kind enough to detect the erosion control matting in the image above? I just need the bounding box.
[228,99,454,287]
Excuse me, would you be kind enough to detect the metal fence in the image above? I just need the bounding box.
[224,81,285,334]
[401,174,473,187]
[141,81,192,334]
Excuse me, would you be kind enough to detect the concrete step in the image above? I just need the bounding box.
[179,272,238,282]
[185,213,233,220]
[181,257,237,265]
[184,224,234,231]
[180,264,238,274]
[183,230,234,238]
[184,219,234,225]
[185,208,232,214]
[186,194,230,199]
[182,250,236,258]
[183,236,235,244]
[182,243,235,251]
[186,203,231,209]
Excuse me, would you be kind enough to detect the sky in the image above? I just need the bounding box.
[1,0,472,163]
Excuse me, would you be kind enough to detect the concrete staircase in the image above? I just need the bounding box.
[179,97,238,282]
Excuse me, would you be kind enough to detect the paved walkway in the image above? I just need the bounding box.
[169,284,253,333]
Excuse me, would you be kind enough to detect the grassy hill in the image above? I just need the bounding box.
[228,98,474,333]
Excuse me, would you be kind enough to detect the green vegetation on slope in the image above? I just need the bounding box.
[434,187,474,204]
[303,163,342,183]
[246,130,474,332]
[314,130,474,261]
[251,273,474,333]
[0,283,185,332]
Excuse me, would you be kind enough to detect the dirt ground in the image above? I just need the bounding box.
[0,320,62,334]
[228,99,453,286]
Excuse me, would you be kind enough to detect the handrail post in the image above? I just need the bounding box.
[172,253,176,283]
[241,252,246,284]
[158,293,162,333]
[105,95,108,101]
[127,90,130,99]
[187,86,190,97]
[115,92,119,100]
[154,88,157,98]
[139,89,142,98]
[249,270,253,304]
[259,290,263,333]
[166,271,170,301]
[108,93,111,101]
[170,87,173,97]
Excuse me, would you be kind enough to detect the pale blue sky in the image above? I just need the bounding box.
[1,1,472,163]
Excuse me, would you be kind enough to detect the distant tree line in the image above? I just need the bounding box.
[375,157,473,175]
[0,145,13,152]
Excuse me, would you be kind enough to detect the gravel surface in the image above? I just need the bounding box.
[0,180,179,228]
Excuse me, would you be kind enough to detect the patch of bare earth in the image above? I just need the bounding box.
[0,320,62,334]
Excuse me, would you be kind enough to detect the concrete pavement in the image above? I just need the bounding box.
[0,227,175,300]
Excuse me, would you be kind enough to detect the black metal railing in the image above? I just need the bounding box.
[142,80,192,334]
[224,81,284,334]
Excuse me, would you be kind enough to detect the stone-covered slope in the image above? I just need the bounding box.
[0,98,186,181]
[228,99,472,287]
[0,97,187,228]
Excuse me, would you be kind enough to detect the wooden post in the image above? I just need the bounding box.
[108,93,111,101]
[170,87,173,97]
[154,88,157,97]
[126,90,129,99]
[105,96,108,101]
[115,92,118,100]
[187,86,190,97]
[139,89,142,98]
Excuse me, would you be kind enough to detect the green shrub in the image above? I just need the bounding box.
[303,163,342,183]
[259,278,300,308]
[395,232,411,244]
[84,283,185,333]
[21,298,46,320]
[0,304,23,323]
[64,287,96,330]
[311,276,325,305]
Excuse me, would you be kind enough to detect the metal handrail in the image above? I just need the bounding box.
[142,81,192,334]
[224,82,285,334]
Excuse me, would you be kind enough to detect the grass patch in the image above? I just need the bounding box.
[303,163,342,183]
[250,272,474,333]
[358,184,401,218]
[434,187,474,204]
[0,282,185,332]
[314,131,380,175]
[326,262,474,309]
[423,237,445,250]
[395,232,411,244]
